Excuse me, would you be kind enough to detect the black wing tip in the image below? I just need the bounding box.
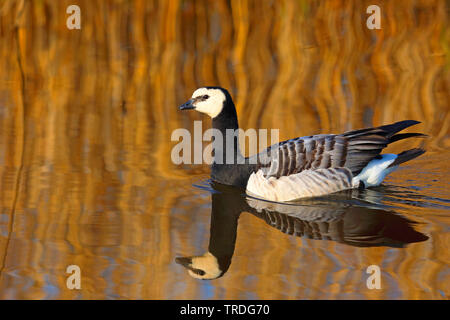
[383,119,421,129]
[389,132,428,143]
[398,120,421,125]
[378,120,424,138]
[388,120,421,127]
[342,120,423,139]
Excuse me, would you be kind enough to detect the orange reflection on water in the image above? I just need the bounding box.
[0,0,448,299]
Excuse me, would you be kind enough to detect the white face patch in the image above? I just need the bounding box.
[191,88,226,118]
[187,252,222,280]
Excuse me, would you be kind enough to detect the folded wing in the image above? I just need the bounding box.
[252,120,424,179]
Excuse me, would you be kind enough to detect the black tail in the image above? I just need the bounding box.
[388,148,426,168]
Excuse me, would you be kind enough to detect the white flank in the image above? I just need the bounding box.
[351,153,398,187]
[246,168,353,202]
[246,154,400,202]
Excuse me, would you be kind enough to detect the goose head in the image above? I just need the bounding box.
[179,87,232,118]
[175,252,224,280]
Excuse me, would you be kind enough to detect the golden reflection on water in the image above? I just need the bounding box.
[0,0,449,299]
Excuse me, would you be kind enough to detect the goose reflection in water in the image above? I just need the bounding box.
[176,182,428,280]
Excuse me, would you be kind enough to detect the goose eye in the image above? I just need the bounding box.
[203,95,209,99]
[192,269,206,276]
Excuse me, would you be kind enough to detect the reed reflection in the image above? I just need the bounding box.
[176,183,428,280]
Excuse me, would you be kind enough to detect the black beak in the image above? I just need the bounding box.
[179,99,195,110]
[175,257,207,276]
[175,256,192,267]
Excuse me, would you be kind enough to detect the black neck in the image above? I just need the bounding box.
[211,99,242,161]
[210,97,257,187]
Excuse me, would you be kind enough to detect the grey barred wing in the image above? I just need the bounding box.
[253,134,350,179]
[249,120,423,179]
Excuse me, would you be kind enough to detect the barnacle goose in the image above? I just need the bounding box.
[179,87,426,202]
